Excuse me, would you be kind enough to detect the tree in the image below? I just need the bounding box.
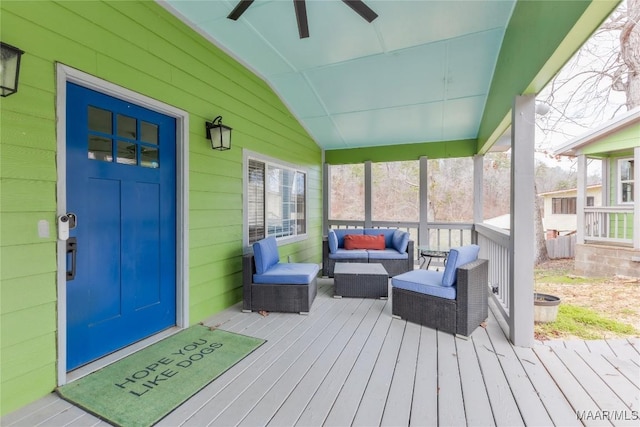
[537,0,639,149]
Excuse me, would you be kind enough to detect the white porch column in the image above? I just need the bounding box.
[364,160,372,228]
[473,154,484,243]
[576,155,587,245]
[509,95,535,347]
[634,146,640,249]
[323,162,329,234]
[419,156,429,246]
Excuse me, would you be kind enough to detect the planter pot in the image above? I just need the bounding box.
[534,293,561,323]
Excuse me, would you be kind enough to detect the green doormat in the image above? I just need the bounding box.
[58,325,265,427]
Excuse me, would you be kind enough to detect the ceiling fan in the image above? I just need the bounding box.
[227,0,378,39]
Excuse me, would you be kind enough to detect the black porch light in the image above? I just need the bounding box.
[205,116,232,151]
[1,42,25,97]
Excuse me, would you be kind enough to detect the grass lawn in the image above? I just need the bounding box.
[534,259,640,341]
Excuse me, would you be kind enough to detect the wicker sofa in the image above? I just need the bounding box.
[322,228,414,277]
[391,245,488,337]
[243,236,319,314]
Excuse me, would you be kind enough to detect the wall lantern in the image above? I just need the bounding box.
[1,42,25,97]
[205,116,232,151]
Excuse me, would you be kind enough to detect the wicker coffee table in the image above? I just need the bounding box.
[333,262,389,299]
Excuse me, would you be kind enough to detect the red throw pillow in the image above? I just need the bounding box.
[344,234,385,250]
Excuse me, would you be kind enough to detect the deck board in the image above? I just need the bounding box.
[322,302,393,426]
[3,281,639,427]
[551,347,637,426]
[607,339,640,360]
[351,317,404,426]
[456,332,495,426]
[379,321,420,427]
[436,331,467,427]
[485,318,554,426]
[272,299,386,426]
[512,345,582,427]
[533,346,611,427]
[578,352,640,411]
[472,321,525,426]
[409,327,438,426]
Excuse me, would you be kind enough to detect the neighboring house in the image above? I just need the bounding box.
[555,107,640,278]
[539,185,602,238]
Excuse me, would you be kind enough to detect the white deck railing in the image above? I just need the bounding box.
[584,206,634,245]
[476,223,511,325]
[326,220,473,263]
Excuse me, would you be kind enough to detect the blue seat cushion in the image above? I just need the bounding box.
[334,229,363,248]
[253,262,320,285]
[328,249,369,259]
[392,229,410,253]
[252,236,280,275]
[328,230,338,253]
[364,228,396,247]
[391,269,456,300]
[441,244,480,287]
[367,249,408,260]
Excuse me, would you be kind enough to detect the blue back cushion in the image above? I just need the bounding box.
[252,236,280,274]
[334,228,363,248]
[364,228,395,247]
[441,244,480,287]
[328,230,338,253]
[392,229,409,253]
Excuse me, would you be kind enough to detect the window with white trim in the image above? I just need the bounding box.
[247,157,307,245]
[618,158,634,204]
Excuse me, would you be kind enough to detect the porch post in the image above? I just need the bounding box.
[419,156,429,246]
[323,162,329,234]
[634,146,640,249]
[473,154,484,243]
[576,155,586,245]
[364,160,372,228]
[509,95,535,347]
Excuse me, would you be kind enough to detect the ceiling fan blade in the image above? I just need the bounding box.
[227,0,255,20]
[342,0,378,23]
[294,0,309,39]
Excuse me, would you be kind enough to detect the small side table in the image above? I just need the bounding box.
[418,246,450,270]
[334,262,389,299]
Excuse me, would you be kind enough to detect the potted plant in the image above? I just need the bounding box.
[534,292,561,323]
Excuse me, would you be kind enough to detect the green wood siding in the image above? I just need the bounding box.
[0,0,321,414]
[583,122,639,156]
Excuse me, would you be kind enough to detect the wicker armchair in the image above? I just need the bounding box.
[242,254,318,314]
[242,237,319,314]
[391,248,488,337]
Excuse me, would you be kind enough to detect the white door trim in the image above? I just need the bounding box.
[55,64,190,384]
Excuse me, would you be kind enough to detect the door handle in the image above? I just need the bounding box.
[66,237,77,281]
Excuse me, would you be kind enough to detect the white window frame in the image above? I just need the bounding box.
[243,150,308,248]
[617,157,634,204]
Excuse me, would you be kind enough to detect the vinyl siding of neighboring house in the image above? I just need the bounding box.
[540,186,602,235]
[0,0,322,414]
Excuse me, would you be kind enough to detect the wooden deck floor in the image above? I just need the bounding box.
[3,279,639,426]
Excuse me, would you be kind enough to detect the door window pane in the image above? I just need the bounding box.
[88,106,112,134]
[88,136,113,162]
[116,141,137,165]
[117,114,137,140]
[141,146,159,168]
[141,121,159,145]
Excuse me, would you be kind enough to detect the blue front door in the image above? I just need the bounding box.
[66,83,177,370]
